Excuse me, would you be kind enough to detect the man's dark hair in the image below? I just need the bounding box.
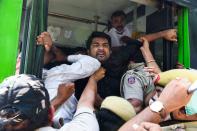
[111,10,126,20]
[86,31,111,49]
[73,47,87,55]
[54,45,73,56]
[96,109,125,131]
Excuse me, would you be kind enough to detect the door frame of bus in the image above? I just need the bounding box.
[146,5,175,71]
[146,4,191,71]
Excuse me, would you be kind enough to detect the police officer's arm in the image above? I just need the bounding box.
[123,73,144,113]
[127,99,143,113]
[141,29,177,43]
[140,37,161,73]
[119,78,192,131]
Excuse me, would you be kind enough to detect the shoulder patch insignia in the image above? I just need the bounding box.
[128,76,135,84]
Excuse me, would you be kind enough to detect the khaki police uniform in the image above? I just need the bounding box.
[120,63,155,102]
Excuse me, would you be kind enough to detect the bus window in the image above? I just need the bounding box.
[47,0,177,71]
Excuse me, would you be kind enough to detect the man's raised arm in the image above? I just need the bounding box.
[141,29,177,42]
[77,67,105,110]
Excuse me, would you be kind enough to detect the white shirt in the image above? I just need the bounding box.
[42,54,100,124]
[43,54,100,100]
[108,27,131,47]
[36,107,99,131]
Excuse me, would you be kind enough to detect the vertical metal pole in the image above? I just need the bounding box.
[183,7,190,68]
[163,6,173,71]
[178,7,190,68]
[178,8,184,64]
[133,6,138,33]
[0,0,23,82]
[20,0,48,78]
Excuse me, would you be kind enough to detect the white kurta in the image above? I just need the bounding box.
[42,54,101,124]
[108,27,131,47]
[36,107,99,131]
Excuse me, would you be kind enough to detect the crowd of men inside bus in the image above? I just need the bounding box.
[0,10,197,131]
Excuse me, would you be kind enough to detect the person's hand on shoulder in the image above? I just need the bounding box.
[37,32,53,52]
[91,67,106,82]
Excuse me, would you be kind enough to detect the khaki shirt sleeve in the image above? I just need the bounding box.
[123,73,144,101]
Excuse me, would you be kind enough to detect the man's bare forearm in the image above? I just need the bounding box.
[142,31,164,42]
[140,48,161,73]
[51,96,65,111]
[51,91,73,111]
[142,29,177,43]
[77,77,97,110]
[119,107,162,131]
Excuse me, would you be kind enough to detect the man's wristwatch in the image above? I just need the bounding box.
[149,101,166,119]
